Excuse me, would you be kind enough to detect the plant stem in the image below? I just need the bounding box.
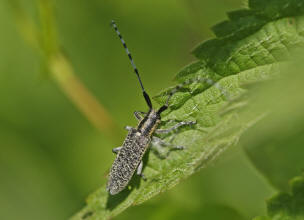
[49,53,120,138]
[9,0,121,140]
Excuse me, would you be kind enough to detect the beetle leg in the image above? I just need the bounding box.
[124,126,133,131]
[152,136,184,149]
[151,136,184,158]
[134,111,146,121]
[155,121,196,134]
[112,146,122,154]
[136,160,146,180]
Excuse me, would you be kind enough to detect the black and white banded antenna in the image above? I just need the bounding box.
[111,20,152,109]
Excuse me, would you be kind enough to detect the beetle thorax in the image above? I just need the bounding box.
[137,109,161,136]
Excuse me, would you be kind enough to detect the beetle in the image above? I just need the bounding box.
[107,21,195,195]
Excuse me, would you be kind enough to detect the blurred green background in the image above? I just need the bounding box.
[2,0,298,219]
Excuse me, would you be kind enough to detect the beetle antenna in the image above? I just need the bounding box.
[111,20,152,109]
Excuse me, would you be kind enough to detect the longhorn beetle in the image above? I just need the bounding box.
[106,20,197,195]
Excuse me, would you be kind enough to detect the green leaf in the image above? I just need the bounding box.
[253,175,304,220]
[71,0,304,219]
[240,52,304,191]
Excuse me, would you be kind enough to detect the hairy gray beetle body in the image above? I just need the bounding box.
[107,109,160,195]
[107,129,150,195]
[107,110,160,195]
